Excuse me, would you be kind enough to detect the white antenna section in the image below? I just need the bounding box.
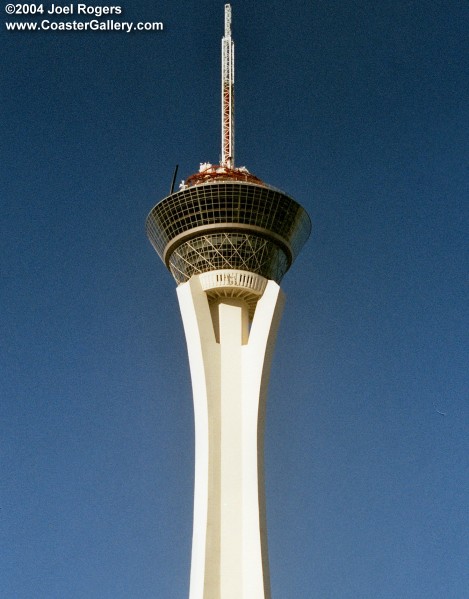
[221,3,234,169]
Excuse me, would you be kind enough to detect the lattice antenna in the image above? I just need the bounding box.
[221,3,234,169]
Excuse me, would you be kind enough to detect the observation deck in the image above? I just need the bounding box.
[146,167,311,285]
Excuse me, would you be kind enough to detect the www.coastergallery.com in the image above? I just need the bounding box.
[5,19,163,31]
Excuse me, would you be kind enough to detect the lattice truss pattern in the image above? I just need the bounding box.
[221,3,234,168]
[168,233,288,284]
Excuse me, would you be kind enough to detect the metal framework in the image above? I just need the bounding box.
[221,3,235,168]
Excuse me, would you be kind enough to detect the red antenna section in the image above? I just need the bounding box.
[179,4,267,191]
[221,3,234,169]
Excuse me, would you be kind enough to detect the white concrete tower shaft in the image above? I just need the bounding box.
[178,272,284,599]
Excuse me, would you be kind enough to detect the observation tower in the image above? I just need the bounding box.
[146,5,311,599]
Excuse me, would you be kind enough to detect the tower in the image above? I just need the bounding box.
[146,5,311,599]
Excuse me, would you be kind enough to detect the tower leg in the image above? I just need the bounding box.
[177,274,284,599]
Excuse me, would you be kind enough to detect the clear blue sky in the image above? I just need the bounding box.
[1,1,468,598]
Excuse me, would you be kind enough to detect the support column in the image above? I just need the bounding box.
[177,274,285,599]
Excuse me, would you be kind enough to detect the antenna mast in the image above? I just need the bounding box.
[221,3,234,169]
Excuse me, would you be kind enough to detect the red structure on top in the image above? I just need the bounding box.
[184,164,266,188]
